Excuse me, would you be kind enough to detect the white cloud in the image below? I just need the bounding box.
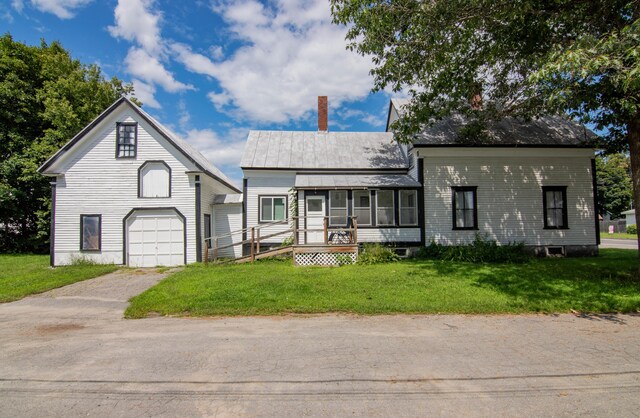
[131,79,161,109]
[182,127,247,170]
[11,0,24,13]
[170,0,374,123]
[340,108,385,128]
[29,0,92,19]
[177,99,190,129]
[108,0,162,56]
[125,47,194,93]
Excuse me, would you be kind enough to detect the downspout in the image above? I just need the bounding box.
[195,175,202,263]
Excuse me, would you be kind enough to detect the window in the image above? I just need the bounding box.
[399,190,418,226]
[139,161,170,198]
[543,186,568,229]
[116,122,137,158]
[352,190,371,225]
[80,214,101,251]
[452,187,477,230]
[260,196,286,222]
[329,190,347,226]
[204,214,212,249]
[376,190,395,226]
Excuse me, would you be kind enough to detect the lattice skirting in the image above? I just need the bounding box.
[294,252,357,266]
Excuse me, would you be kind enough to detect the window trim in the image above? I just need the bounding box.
[375,189,396,226]
[351,190,372,226]
[451,186,478,230]
[329,190,348,227]
[542,186,569,230]
[399,189,419,226]
[80,214,102,251]
[204,213,212,249]
[258,195,288,223]
[116,122,138,159]
[137,160,172,198]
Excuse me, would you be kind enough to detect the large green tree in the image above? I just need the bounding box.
[331,0,640,249]
[0,34,135,253]
[596,154,632,219]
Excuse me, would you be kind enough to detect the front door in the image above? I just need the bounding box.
[305,195,326,244]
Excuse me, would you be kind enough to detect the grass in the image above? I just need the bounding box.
[125,249,640,318]
[601,232,637,240]
[0,254,119,303]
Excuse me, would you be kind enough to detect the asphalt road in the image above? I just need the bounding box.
[600,238,639,249]
[0,269,639,417]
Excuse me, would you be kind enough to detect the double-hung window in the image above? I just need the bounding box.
[543,186,568,229]
[399,190,418,226]
[259,196,286,222]
[329,190,347,226]
[80,214,101,251]
[116,122,137,158]
[452,187,477,230]
[352,190,371,225]
[376,190,395,226]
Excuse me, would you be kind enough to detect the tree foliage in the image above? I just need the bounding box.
[596,154,632,219]
[0,34,135,253]
[331,0,640,249]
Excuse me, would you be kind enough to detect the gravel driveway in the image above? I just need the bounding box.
[0,269,639,417]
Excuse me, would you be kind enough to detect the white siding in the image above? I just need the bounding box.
[212,204,243,258]
[357,228,421,243]
[199,175,239,260]
[421,148,597,246]
[52,107,200,265]
[244,170,295,244]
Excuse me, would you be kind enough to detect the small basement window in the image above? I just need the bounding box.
[116,122,137,158]
[80,214,101,251]
[139,161,170,198]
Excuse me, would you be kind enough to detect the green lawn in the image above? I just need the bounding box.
[125,249,640,318]
[601,232,637,240]
[0,254,119,303]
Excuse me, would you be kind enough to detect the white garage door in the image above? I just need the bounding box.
[127,210,185,267]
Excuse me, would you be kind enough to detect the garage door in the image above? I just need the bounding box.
[127,210,185,267]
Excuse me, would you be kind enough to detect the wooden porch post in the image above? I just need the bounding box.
[213,237,218,262]
[204,240,209,264]
[323,217,328,244]
[250,227,255,262]
[294,216,299,245]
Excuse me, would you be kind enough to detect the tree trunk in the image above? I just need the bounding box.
[628,117,640,255]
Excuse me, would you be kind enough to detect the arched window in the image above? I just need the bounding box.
[139,161,171,198]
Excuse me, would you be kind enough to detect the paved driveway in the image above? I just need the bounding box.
[0,270,639,417]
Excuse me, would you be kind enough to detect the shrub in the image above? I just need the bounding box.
[281,235,295,247]
[415,234,530,263]
[627,224,637,235]
[358,243,400,265]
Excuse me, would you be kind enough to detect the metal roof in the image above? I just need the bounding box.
[212,194,243,204]
[241,130,406,170]
[295,174,421,189]
[389,99,596,147]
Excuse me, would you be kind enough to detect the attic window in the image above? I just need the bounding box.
[116,122,137,158]
[139,161,171,198]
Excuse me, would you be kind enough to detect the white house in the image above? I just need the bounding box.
[40,96,600,267]
[622,209,636,226]
[38,97,240,267]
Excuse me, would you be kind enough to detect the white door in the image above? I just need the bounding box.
[127,210,185,267]
[306,196,325,244]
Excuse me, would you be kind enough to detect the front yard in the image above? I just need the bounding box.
[0,254,118,302]
[125,249,640,318]
[601,232,637,240]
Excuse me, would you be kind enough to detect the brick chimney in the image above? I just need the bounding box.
[318,96,328,131]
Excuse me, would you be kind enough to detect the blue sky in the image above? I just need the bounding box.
[1,0,395,185]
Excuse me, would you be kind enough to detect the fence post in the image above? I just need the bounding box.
[204,240,209,265]
[250,227,255,262]
[213,237,218,262]
[323,217,328,244]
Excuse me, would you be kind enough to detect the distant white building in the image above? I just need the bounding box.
[622,209,636,226]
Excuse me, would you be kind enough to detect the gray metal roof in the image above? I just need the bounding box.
[212,194,243,204]
[295,174,421,189]
[390,99,596,147]
[241,130,406,170]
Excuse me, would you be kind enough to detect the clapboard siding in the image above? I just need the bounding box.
[53,107,200,265]
[422,150,596,246]
[212,204,243,258]
[245,171,296,243]
[200,176,238,259]
[357,228,421,243]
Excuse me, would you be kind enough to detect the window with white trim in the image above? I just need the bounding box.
[260,196,286,222]
[376,190,395,226]
[139,162,170,198]
[399,190,418,226]
[352,190,371,225]
[116,123,137,158]
[329,190,347,226]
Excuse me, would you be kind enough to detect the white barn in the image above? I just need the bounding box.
[38,97,240,267]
